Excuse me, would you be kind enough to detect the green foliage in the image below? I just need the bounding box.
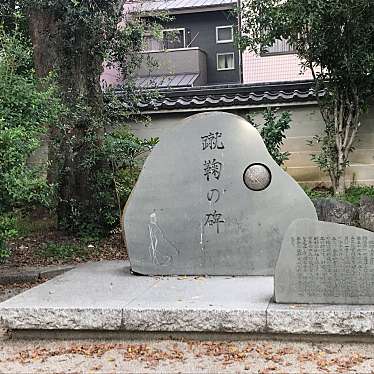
[239,0,374,194]
[104,129,159,170]
[239,0,374,86]
[54,126,159,236]
[0,244,11,264]
[38,243,88,261]
[303,186,332,200]
[0,213,18,263]
[23,1,161,235]
[1,1,163,237]
[115,168,141,204]
[104,130,159,219]
[303,185,374,206]
[344,186,374,205]
[0,25,61,212]
[247,108,291,166]
[306,128,348,183]
[0,210,55,238]
[0,24,62,257]
[0,213,19,240]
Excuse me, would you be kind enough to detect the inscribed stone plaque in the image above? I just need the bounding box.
[275,218,374,304]
[123,112,317,275]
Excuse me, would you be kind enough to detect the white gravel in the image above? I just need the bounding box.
[1,337,374,373]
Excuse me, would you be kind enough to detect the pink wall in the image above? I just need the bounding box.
[242,51,313,84]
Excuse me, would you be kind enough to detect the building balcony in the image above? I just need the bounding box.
[135,47,207,89]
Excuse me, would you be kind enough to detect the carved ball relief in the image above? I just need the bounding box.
[243,163,272,191]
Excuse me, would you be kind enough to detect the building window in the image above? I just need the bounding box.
[217,53,235,71]
[162,28,186,50]
[216,25,233,43]
[262,38,295,56]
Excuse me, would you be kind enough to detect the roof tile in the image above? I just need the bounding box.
[122,81,320,111]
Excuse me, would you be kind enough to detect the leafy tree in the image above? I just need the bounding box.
[104,130,159,217]
[0,25,62,259]
[0,25,61,212]
[1,1,160,234]
[247,108,291,166]
[239,0,374,194]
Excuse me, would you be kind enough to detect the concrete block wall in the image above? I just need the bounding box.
[279,105,374,187]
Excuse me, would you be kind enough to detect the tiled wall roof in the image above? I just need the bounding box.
[117,81,319,112]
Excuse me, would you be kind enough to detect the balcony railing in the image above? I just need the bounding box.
[136,47,207,88]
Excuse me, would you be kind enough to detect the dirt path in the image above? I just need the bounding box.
[1,338,374,373]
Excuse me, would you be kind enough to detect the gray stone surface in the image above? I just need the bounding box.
[313,198,359,226]
[267,303,374,335]
[122,276,271,332]
[275,219,374,305]
[0,265,75,285]
[2,261,374,336]
[0,261,271,332]
[123,112,317,275]
[122,309,266,333]
[359,196,374,232]
[0,262,158,330]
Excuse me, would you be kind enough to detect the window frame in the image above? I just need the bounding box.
[216,52,235,71]
[162,28,186,50]
[216,25,234,44]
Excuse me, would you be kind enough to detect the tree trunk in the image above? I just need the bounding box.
[27,8,60,185]
[27,6,110,233]
[27,8,57,78]
[333,173,346,195]
[312,72,361,197]
[55,28,108,233]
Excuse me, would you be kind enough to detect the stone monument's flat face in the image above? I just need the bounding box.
[275,219,374,304]
[123,112,317,275]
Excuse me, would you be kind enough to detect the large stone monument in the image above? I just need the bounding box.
[275,218,374,304]
[123,112,317,275]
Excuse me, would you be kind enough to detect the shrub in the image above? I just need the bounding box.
[38,243,88,261]
[0,244,11,264]
[247,108,291,166]
[0,25,62,212]
[56,129,159,236]
[343,186,374,206]
[303,185,374,206]
[0,213,18,263]
[103,130,159,223]
[0,25,62,259]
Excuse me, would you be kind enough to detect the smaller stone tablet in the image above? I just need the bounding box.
[275,219,374,305]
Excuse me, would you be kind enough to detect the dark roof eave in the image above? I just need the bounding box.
[157,80,316,97]
[136,3,236,16]
[115,80,320,113]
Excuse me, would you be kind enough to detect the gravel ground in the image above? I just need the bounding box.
[1,337,374,373]
[1,278,374,373]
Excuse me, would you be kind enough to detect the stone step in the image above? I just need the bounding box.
[0,261,373,336]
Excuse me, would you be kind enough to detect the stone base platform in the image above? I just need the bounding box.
[1,261,374,337]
